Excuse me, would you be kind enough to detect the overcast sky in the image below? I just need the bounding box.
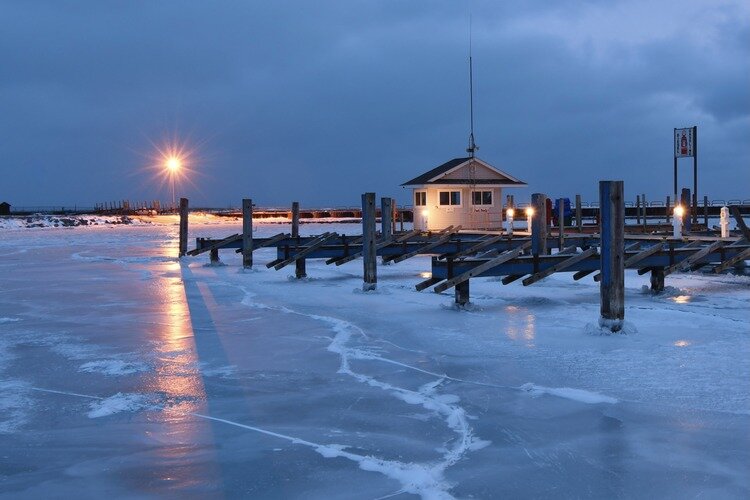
[1,0,748,208]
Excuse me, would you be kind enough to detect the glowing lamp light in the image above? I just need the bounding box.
[525,207,534,217]
[166,157,182,172]
[673,205,685,218]
[507,208,515,218]
[421,209,429,217]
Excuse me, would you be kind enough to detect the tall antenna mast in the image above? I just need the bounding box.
[466,16,478,157]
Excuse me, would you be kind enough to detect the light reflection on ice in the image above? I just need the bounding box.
[672,295,692,304]
[504,306,536,348]
[674,340,692,347]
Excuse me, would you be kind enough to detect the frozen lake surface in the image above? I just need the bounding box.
[1,217,749,499]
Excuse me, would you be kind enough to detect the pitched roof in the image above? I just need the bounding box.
[401,157,527,187]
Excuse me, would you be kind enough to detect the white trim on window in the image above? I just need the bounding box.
[438,190,462,207]
[414,190,427,207]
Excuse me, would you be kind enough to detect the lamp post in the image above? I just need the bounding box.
[166,157,181,209]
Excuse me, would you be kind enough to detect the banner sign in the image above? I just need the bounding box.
[674,127,695,158]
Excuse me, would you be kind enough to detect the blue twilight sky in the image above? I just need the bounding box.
[1,0,748,208]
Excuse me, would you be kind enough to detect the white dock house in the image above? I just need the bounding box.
[402,156,527,231]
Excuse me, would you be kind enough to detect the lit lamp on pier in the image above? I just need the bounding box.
[525,207,534,232]
[165,156,182,208]
[506,208,515,236]
[673,205,685,238]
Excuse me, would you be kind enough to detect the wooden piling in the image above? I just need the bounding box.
[242,198,253,269]
[455,280,470,307]
[291,201,306,278]
[703,195,709,227]
[178,197,188,257]
[642,193,647,230]
[210,248,220,264]
[599,181,625,332]
[666,196,671,223]
[381,197,393,241]
[362,193,377,291]
[650,268,665,293]
[636,195,641,225]
[558,197,565,249]
[575,194,582,232]
[531,194,548,264]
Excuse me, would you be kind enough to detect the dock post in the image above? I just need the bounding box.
[381,197,393,241]
[362,193,377,291]
[642,193,647,231]
[292,201,306,278]
[703,195,709,227]
[210,248,220,265]
[178,197,189,257]
[636,195,641,225]
[558,197,565,250]
[575,194,582,232]
[681,188,692,232]
[599,181,625,332]
[399,211,404,232]
[531,193,548,271]
[242,198,253,269]
[666,196,671,223]
[455,280,470,307]
[650,267,665,293]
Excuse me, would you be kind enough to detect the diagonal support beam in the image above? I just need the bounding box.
[234,232,290,253]
[391,226,462,264]
[730,206,750,240]
[713,247,750,273]
[664,240,724,276]
[187,234,241,256]
[441,234,505,260]
[592,242,646,281]
[331,229,419,266]
[522,247,598,286]
[433,241,531,293]
[415,277,444,291]
[271,232,337,270]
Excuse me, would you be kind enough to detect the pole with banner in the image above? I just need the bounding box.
[673,126,697,219]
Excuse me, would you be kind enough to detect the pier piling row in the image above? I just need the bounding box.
[180,184,750,333]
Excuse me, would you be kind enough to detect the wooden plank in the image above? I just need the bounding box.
[362,193,377,290]
[599,180,625,332]
[572,269,596,280]
[381,197,393,241]
[501,274,524,285]
[270,232,335,270]
[334,237,393,266]
[242,198,253,268]
[522,247,598,286]
[664,240,724,276]
[391,226,462,264]
[713,247,750,273]
[178,198,189,257]
[188,233,240,256]
[592,242,656,282]
[444,234,504,260]
[433,241,531,293]
[415,277,443,292]
[233,232,289,253]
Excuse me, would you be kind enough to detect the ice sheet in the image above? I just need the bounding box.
[0,219,748,498]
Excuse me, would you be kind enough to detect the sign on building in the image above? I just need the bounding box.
[674,127,695,158]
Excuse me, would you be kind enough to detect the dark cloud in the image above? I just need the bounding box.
[0,0,747,207]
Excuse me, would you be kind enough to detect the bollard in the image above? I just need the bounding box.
[720,206,730,238]
[292,202,306,278]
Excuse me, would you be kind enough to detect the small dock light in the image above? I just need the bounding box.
[673,205,684,238]
[506,208,515,236]
[525,207,534,231]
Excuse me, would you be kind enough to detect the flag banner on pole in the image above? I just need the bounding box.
[674,127,695,158]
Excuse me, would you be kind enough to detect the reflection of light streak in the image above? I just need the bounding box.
[674,340,691,347]
[503,306,536,347]
[140,266,219,491]
[672,295,691,304]
[419,271,432,279]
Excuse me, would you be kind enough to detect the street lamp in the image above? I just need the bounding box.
[165,156,182,208]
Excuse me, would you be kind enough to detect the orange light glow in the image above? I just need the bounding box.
[507,208,515,218]
[674,205,685,218]
[166,156,182,172]
[525,207,534,217]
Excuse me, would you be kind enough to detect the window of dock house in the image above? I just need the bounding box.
[472,190,492,206]
[415,191,427,206]
[439,191,461,206]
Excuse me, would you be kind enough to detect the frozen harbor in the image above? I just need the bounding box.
[1,217,749,499]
